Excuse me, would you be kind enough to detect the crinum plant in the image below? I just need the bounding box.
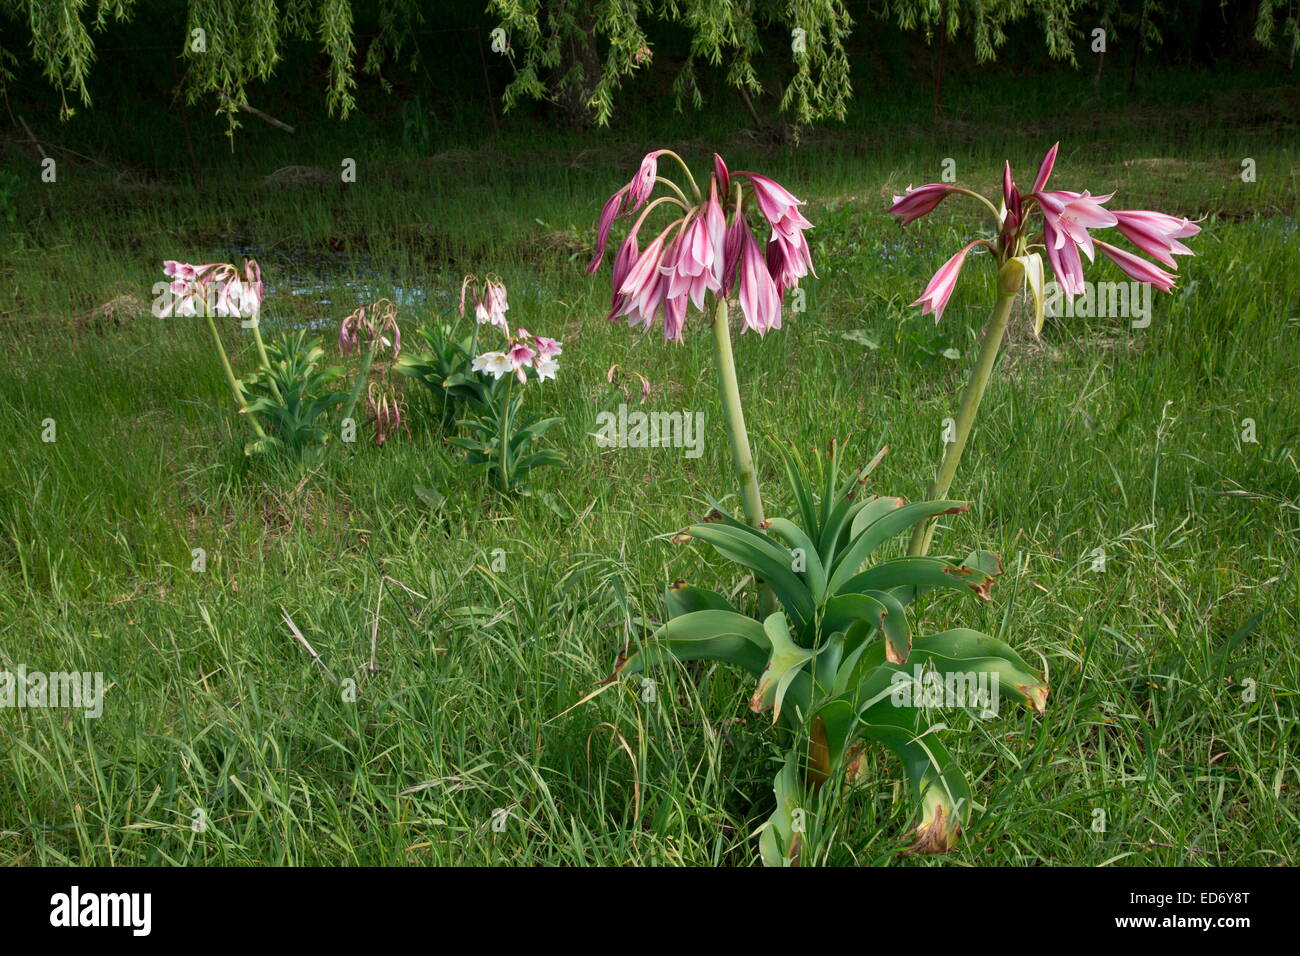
[242,330,347,466]
[888,143,1201,555]
[588,150,814,612]
[607,440,1048,864]
[442,277,566,495]
[395,276,510,429]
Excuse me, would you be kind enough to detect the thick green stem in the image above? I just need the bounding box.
[247,316,283,403]
[710,298,773,615]
[499,373,515,493]
[908,282,1017,556]
[205,313,266,440]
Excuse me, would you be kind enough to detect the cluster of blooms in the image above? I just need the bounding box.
[159,259,264,318]
[461,274,510,334]
[339,299,402,356]
[889,143,1201,321]
[459,276,562,384]
[366,382,408,445]
[588,150,814,340]
[472,326,562,383]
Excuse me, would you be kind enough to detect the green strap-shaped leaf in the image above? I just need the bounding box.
[686,524,815,625]
[653,609,770,650]
[765,517,828,604]
[828,500,969,594]
[750,612,817,723]
[846,495,907,542]
[911,628,1048,714]
[835,555,999,603]
[664,582,737,619]
[758,751,805,867]
[606,608,774,683]
[616,633,769,679]
[857,694,972,854]
[819,591,911,665]
[864,589,911,664]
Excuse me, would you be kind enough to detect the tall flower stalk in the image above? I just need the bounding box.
[338,299,402,430]
[161,259,270,440]
[588,150,814,608]
[888,143,1200,555]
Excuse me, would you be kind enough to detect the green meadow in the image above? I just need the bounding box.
[0,66,1296,866]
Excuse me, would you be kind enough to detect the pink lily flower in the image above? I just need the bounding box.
[533,335,562,359]
[713,153,731,196]
[1111,210,1201,268]
[888,183,959,226]
[629,151,659,210]
[587,150,663,273]
[615,227,671,329]
[607,230,640,319]
[721,217,745,297]
[912,241,985,322]
[507,342,537,382]
[461,275,509,335]
[737,226,782,335]
[339,299,401,357]
[1094,240,1177,292]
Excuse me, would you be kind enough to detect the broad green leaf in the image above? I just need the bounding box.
[857,694,973,853]
[652,608,770,650]
[758,751,804,867]
[751,612,817,723]
[836,556,999,604]
[828,500,969,594]
[847,495,907,542]
[765,517,828,604]
[616,633,768,680]
[912,628,1048,714]
[686,524,815,624]
[663,582,736,619]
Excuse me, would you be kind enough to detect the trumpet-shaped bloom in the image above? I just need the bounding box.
[888,183,959,226]
[472,350,514,379]
[534,356,559,381]
[1111,210,1201,268]
[737,226,782,335]
[1094,240,1177,292]
[339,300,401,357]
[534,336,562,359]
[462,275,509,334]
[913,241,984,322]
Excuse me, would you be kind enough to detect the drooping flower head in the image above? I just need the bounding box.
[366,381,409,445]
[587,149,814,340]
[158,259,261,318]
[461,274,510,335]
[887,143,1201,325]
[339,298,401,357]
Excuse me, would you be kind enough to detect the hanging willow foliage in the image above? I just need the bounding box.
[883,0,1081,65]
[1,0,1290,132]
[488,0,855,126]
[0,0,358,132]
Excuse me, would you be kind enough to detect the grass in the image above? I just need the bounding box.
[0,63,1297,866]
